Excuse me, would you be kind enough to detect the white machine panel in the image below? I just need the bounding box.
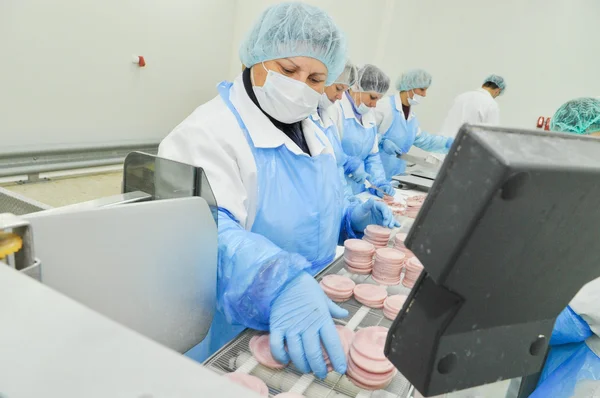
[24,197,217,353]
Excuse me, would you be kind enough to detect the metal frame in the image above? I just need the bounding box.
[0,186,51,215]
[0,141,159,179]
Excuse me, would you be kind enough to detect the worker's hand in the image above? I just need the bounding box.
[350,198,400,231]
[371,183,395,198]
[445,137,455,149]
[270,272,349,379]
[381,139,402,156]
[348,163,369,184]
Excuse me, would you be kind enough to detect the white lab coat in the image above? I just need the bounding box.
[322,94,379,155]
[158,74,335,231]
[439,88,500,139]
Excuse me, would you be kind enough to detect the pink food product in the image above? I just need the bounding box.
[323,325,355,371]
[403,256,424,288]
[223,372,269,397]
[372,248,405,286]
[320,274,356,302]
[393,245,414,260]
[249,334,286,370]
[393,233,408,248]
[363,225,393,249]
[383,294,407,320]
[346,326,397,390]
[344,239,375,273]
[353,284,387,308]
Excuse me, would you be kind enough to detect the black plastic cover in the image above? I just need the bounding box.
[385,125,600,396]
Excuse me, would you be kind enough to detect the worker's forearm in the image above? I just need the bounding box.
[216,209,311,330]
[414,131,452,153]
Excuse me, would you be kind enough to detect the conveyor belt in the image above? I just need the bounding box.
[205,248,416,398]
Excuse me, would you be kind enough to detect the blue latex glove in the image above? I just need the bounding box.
[270,272,349,379]
[350,198,400,231]
[370,183,395,198]
[349,162,369,184]
[445,137,455,149]
[381,139,402,156]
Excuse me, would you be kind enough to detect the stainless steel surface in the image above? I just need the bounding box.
[35,191,151,216]
[0,213,39,280]
[0,263,260,398]
[23,197,218,353]
[0,141,158,178]
[398,154,440,171]
[205,252,414,398]
[0,186,51,215]
[393,174,434,190]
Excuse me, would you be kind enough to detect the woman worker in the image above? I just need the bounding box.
[374,69,454,179]
[158,2,398,379]
[312,62,362,196]
[317,61,358,119]
[323,64,396,197]
[531,97,600,398]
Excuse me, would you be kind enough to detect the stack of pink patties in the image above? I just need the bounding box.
[250,334,287,369]
[393,234,414,260]
[323,325,355,371]
[346,326,397,390]
[371,248,405,286]
[344,239,375,274]
[383,294,407,320]
[353,284,388,309]
[405,196,426,219]
[320,274,356,302]
[403,257,424,288]
[223,372,269,397]
[363,225,392,249]
[393,233,408,249]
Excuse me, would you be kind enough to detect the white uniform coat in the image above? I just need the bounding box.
[158,74,335,231]
[439,88,500,139]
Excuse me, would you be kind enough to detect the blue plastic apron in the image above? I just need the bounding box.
[379,95,419,180]
[339,109,378,194]
[186,81,344,363]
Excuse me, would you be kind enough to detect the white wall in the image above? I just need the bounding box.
[2,0,599,153]
[228,0,600,133]
[0,0,235,152]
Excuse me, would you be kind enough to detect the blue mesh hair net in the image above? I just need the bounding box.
[551,97,600,135]
[396,69,432,92]
[239,2,347,85]
[333,61,357,87]
[354,64,390,94]
[483,74,507,94]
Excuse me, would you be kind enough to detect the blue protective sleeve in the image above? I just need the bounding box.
[216,208,312,331]
[532,342,600,398]
[365,152,388,185]
[413,130,452,153]
[339,203,360,243]
[550,306,594,346]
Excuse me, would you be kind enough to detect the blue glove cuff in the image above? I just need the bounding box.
[344,156,362,175]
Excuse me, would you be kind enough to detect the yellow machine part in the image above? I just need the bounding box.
[0,232,23,259]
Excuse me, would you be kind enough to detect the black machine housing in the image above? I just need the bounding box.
[385,125,600,396]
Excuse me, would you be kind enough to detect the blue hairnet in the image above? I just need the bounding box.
[483,74,507,94]
[333,61,357,87]
[239,2,347,85]
[551,97,600,135]
[354,64,390,95]
[396,69,432,92]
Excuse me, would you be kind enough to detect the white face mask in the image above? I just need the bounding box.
[252,63,321,124]
[408,90,423,106]
[318,93,334,111]
[357,102,371,115]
